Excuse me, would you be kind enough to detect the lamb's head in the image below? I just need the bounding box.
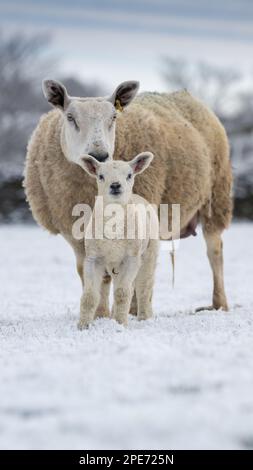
[42,79,139,164]
[79,152,154,205]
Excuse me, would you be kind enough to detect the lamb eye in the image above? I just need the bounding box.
[127,173,132,180]
[99,174,104,181]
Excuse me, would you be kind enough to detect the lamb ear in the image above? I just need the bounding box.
[130,152,154,175]
[79,155,100,177]
[42,79,70,110]
[109,81,139,111]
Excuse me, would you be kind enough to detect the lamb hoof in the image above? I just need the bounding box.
[95,307,111,318]
[137,310,153,321]
[137,315,146,321]
[129,307,137,316]
[77,320,90,330]
[115,317,128,327]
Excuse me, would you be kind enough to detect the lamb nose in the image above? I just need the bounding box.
[110,182,121,191]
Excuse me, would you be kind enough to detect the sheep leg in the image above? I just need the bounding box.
[76,260,84,285]
[95,274,111,318]
[112,256,140,326]
[196,230,228,312]
[78,257,104,330]
[74,249,85,286]
[135,240,158,320]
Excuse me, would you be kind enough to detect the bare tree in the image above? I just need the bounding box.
[161,57,253,219]
[0,31,55,114]
[0,31,105,179]
[161,57,242,116]
[0,30,105,221]
[0,31,55,183]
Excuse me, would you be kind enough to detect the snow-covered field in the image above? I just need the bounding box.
[0,223,253,450]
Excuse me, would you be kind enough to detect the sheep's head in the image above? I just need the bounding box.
[79,152,154,205]
[42,79,139,164]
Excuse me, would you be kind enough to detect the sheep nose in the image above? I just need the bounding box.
[89,151,109,162]
[110,182,121,194]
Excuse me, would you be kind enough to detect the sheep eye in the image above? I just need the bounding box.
[99,174,104,181]
[127,173,132,180]
[109,114,117,129]
[67,113,79,131]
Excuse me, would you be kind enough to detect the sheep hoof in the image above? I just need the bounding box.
[195,304,229,312]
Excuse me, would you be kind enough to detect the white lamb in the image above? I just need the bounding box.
[77,151,159,329]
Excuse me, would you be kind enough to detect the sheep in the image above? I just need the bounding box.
[77,151,158,329]
[24,79,233,315]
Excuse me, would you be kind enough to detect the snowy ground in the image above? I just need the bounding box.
[0,223,253,450]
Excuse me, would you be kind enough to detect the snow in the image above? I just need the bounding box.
[0,223,253,450]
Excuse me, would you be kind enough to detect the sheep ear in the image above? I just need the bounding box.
[79,155,100,177]
[109,81,139,111]
[130,152,154,175]
[42,79,70,110]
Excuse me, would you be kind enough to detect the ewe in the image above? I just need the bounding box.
[24,79,233,313]
[77,152,159,329]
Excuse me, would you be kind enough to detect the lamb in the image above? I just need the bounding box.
[24,79,233,314]
[77,151,159,329]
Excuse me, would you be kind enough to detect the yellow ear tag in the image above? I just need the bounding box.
[115,99,123,112]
